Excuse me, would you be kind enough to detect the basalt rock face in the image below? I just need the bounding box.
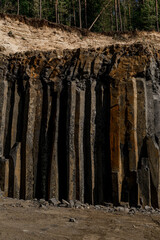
[0,43,160,208]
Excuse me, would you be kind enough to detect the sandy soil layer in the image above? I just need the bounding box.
[0,14,160,55]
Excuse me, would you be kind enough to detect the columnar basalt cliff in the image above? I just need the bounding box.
[0,43,160,208]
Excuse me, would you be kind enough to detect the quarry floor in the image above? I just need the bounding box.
[0,198,160,240]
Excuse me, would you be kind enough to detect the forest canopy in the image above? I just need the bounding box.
[0,0,159,32]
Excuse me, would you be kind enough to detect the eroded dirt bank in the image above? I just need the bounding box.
[1,14,160,55]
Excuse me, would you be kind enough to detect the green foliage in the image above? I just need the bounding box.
[0,0,159,32]
[139,0,156,30]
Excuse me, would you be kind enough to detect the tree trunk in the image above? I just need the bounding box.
[118,0,122,31]
[156,0,159,31]
[72,0,76,26]
[115,0,118,31]
[123,0,126,31]
[17,0,19,15]
[89,0,112,31]
[40,0,42,19]
[55,0,58,23]
[110,10,113,31]
[79,0,82,28]
[85,0,87,28]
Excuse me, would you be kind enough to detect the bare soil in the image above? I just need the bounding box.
[0,196,160,240]
[1,14,160,55]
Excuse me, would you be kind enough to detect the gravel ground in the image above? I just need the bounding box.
[1,196,160,240]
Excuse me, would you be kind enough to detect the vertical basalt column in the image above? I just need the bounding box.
[11,82,20,148]
[95,83,104,204]
[136,79,147,156]
[136,78,150,206]
[3,81,15,158]
[126,78,138,171]
[103,82,112,203]
[58,84,68,200]
[0,79,8,158]
[66,81,76,200]
[37,84,52,199]
[75,89,85,202]
[9,143,21,198]
[126,78,138,206]
[84,81,96,204]
[21,81,37,199]
[119,81,128,203]
[110,81,121,205]
[90,81,96,204]
[33,86,43,197]
[4,159,9,197]
[48,90,60,200]
[0,159,9,193]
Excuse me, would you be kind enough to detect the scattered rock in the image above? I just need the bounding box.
[69,200,75,208]
[58,203,68,208]
[39,204,47,209]
[129,208,136,215]
[103,202,113,208]
[8,31,15,38]
[62,199,70,206]
[69,218,76,223]
[145,205,153,211]
[75,200,83,209]
[39,199,47,205]
[48,198,60,206]
[0,46,6,52]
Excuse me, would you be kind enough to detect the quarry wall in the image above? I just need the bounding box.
[0,43,160,208]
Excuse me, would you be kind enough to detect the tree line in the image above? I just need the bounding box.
[0,0,160,32]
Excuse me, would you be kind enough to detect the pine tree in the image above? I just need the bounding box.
[139,0,156,30]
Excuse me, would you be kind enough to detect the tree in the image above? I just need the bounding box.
[139,0,156,30]
[118,0,123,31]
[85,0,87,28]
[115,0,118,31]
[39,0,42,19]
[17,0,19,15]
[79,0,82,28]
[156,0,159,31]
[55,0,58,23]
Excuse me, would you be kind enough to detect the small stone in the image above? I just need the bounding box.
[117,206,125,212]
[39,199,46,205]
[103,202,113,208]
[124,208,130,214]
[145,205,152,211]
[69,200,75,208]
[8,31,15,38]
[120,202,129,208]
[49,198,60,206]
[129,208,136,214]
[95,205,101,210]
[39,204,47,209]
[58,203,68,208]
[108,207,114,213]
[69,218,76,223]
[62,199,70,206]
[75,200,82,208]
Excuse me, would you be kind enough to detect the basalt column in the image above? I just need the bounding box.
[0,44,160,207]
